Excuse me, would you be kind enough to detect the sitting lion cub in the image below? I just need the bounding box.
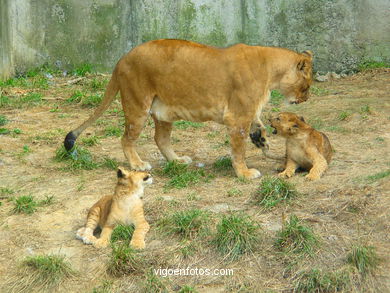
[269,112,332,180]
[76,167,152,249]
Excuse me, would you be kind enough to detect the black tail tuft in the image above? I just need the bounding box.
[64,131,77,151]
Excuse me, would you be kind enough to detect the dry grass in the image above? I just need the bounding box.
[0,68,389,292]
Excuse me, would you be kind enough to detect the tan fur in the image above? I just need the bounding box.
[76,167,152,249]
[269,112,332,180]
[66,39,313,179]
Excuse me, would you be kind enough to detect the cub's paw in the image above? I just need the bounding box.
[130,239,146,250]
[82,235,97,245]
[305,173,320,181]
[237,168,261,180]
[93,238,109,248]
[132,161,152,171]
[250,129,269,149]
[76,227,86,240]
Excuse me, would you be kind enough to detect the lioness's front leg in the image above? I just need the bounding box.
[229,125,261,179]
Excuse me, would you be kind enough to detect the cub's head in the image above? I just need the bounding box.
[278,50,313,104]
[269,112,307,137]
[117,167,153,187]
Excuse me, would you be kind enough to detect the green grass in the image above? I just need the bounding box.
[358,60,389,71]
[107,243,145,276]
[72,63,94,76]
[0,95,11,107]
[12,195,38,214]
[111,224,135,243]
[227,187,243,197]
[21,254,74,289]
[308,117,324,130]
[142,270,169,293]
[66,91,84,104]
[161,161,212,189]
[365,169,390,183]
[310,86,329,96]
[0,187,15,196]
[212,213,260,261]
[275,215,319,255]
[101,157,120,170]
[294,268,350,293]
[54,145,99,170]
[81,135,100,146]
[179,285,198,293]
[104,125,122,137]
[338,111,351,121]
[213,156,233,172]
[82,94,103,107]
[254,176,298,209]
[90,78,107,90]
[346,244,379,275]
[160,209,210,239]
[173,120,204,130]
[270,90,285,106]
[92,280,113,293]
[0,115,7,126]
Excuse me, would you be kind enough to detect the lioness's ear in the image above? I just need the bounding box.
[302,50,313,60]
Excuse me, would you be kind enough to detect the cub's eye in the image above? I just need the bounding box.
[143,175,150,181]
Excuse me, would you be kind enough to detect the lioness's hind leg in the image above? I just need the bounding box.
[120,90,153,170]
[153,116,192,164]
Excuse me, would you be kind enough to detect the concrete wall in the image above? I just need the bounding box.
[1,0,389,79]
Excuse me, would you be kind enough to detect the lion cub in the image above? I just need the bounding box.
[269,112,332,180]
[76,167,152,249]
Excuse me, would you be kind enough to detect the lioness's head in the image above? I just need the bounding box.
[117,167,153,187]
[278,51,313,104]
[269,112,307,137]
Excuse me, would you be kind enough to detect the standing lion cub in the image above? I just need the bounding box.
[269,112,332,180]
[76,167,152,249]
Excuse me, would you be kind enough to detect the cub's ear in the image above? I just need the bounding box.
[297,59,309,71]
[117,167,128,178]
[302,50,313,60]
[299,116,305,122]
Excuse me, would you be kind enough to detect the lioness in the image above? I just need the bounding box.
[76,167,152,249]
[64,39,313,179]
[269,112,332,180]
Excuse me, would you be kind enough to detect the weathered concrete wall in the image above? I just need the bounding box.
[1,0,389,78]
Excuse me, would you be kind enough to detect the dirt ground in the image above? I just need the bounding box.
[0,68,389,292]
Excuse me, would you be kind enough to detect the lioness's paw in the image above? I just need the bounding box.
[305,173,320,181]
[177,156,192,164]
[238,168,261,180]
[93,238,109,248]
[132,161,152,171]
[130,239,146,250]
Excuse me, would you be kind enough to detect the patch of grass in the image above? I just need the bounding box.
[0,95,11,107]
[310,86,329,96]
[358,60,389,71]
[308,117,324,130]
[21,254,74,290]
[81,135,100,146]
[254,176,298,209]
[0,115,7,126]
[142,270,169,293]
[39,195,55,206]
[213,156,233,172]
[324,125,349,133]
[275,214,319,255]
[82,94,103,107]
[212,213,260,261]
[162,161,212,189]
[365,169,390,183]
[18,92,43,107]
[294,268,350,293]
[338,111,351,121]
[161,209,210,239]
[111,224,135,243]
[104,125,122,137]
[270,90,285,106]
[0,128,9,134]
[346,244,379,275]
[90,78,107,90]
[227,187,243,197]
[179,285,198,293]
[66,91,84,104]
[0,187,15,196]
[72,63,94,76]
[12,195,38,214]
[92,280,113,293]
[100,157,120,170]
[107,243,145,276]
[174,120,204,130]
[54,145,99,170]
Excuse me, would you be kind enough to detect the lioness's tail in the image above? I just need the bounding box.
[64,72,119,151]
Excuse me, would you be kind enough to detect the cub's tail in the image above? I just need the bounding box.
[64,71,119,151]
